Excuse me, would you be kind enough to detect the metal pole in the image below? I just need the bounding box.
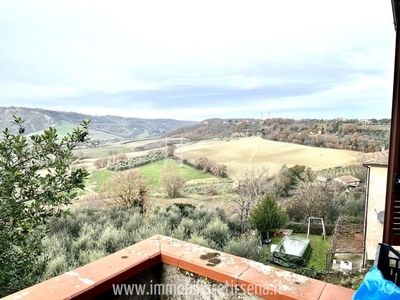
[321,218,326,241]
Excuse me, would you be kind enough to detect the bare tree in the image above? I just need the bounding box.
[160,165,185,198]
[116,153,128,161]
[108,149,118,156]
[94,157,109,169]
[196,157,214,173]
[107,149,120,163]
[231,166,271,232]
[73,151,85,161]
[288,178,334,221]
[211,163,227,177]
[101,170,148,212]
[196,156,227,177]
[167,144,176,157]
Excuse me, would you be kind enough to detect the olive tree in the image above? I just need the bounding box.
[0,116,90,296]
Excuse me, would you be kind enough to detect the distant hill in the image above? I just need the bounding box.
[167,117,390,153]
[0,106,197,141]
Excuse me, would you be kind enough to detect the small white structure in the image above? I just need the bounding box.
[340,261,353,272]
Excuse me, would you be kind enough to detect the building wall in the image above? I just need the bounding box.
[162,264,263,300]
[365,165,387,260]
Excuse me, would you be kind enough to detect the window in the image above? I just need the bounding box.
[383,0,400,245]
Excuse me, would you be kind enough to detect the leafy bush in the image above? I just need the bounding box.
[41,254,70,280]
[71,232,96,254]
[166,203,196,217]
[123,213,144,233]
[343,197,365,218]
[0,117,90,297]
[37,204,291,289]
[163,205,183,231]
[327,190,365,222]
[202,218,231,249]
[188,234,210,247]
[223,234,262,261]
[173,218,196,240]
[79,249,108,266]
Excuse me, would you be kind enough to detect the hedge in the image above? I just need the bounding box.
[107,152,164,171]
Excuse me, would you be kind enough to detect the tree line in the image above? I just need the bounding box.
[169,117,390,153]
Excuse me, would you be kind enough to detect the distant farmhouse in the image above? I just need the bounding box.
[333,175,361,189]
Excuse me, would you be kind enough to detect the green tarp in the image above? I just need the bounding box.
[270,235,313,268]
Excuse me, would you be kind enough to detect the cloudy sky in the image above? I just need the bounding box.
[0,0,396,121]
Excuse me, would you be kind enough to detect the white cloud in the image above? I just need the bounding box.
[0,0,396,120]
[0,81,77,100]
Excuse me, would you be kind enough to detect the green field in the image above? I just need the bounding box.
[29,121,77,138]
[33,121,121,141]
[86,159,213,190]
[138,159,212,188]
[54,121,77,136]
[86,170,115,192]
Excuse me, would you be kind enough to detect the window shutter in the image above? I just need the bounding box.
[384,1,400,245]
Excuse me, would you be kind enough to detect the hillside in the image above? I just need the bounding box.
[178,136,361,177]
[167,117,390,153]
[0,106,197,141]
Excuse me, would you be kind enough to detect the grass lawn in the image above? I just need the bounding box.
[296,233,331,270]
[266,233,331,271]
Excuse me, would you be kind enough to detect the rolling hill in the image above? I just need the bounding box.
[178,136,362,177]
[0,106,197,141]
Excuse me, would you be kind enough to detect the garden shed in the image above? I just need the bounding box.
[270,235,313,268]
